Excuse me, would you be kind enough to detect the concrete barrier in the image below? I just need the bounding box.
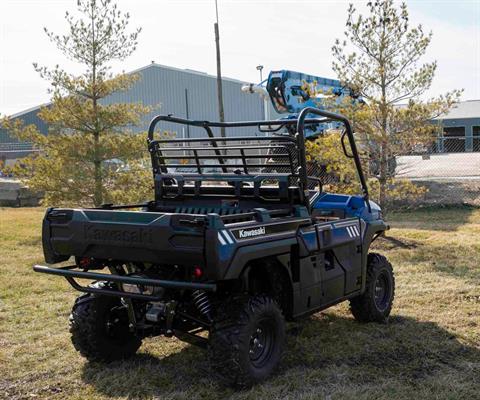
[0,178,43,206]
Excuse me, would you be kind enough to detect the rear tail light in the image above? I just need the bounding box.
[193,266,203,278]
[79,257,93,269]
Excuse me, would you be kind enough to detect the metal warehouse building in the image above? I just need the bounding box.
[432,100,480,153]
[0,63,269,161]
[2,63,479,159]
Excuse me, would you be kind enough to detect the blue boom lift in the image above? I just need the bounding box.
[243,69,377,218]
[243,69,361,137]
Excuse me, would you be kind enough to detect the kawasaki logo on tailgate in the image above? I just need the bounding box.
[84,225,153,244]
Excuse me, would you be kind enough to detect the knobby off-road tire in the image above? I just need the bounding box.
[350,253,395,323]
[209,295,285,388]
[69,282,142,362]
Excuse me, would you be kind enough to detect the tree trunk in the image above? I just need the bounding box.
[93,132,102,207]
[379,140,388,210]
[91,10,102,207]
[378,15,389,212]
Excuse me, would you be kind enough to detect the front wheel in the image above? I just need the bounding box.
[209,295,285,388]
[350,253,395,323]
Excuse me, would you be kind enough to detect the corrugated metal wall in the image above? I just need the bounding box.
[105,64,266,138]
[1,64,267,146]
[0,107,48,144]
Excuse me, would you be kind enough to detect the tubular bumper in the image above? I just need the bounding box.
[33,264,217,301]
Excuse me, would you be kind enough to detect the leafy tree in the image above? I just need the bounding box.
[326,0,461,208]
[306,129,428,206]
[2,0,152,206]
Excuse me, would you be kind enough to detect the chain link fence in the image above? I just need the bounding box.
[2,128,479,207]
[123,125,480,208]
[395,135,480,206]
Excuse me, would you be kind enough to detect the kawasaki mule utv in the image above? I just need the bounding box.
[34,107,394,387]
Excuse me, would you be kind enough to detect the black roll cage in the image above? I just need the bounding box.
[147,108,370,211]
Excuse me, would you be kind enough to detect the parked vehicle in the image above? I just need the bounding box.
[35,108,394,387]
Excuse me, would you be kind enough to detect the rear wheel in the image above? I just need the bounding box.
[69,283,142,362]
[350,253,395,323]
[209,295,285,388]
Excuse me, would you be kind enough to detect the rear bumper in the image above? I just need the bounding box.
[33,264,217,300]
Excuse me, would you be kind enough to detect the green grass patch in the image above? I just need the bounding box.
[0,207,479,399]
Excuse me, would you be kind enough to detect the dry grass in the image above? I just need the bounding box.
[0,206,479,400]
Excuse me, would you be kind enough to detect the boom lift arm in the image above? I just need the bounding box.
[242,69,361,138]
[242,69,369,207]
[266,70,358,114]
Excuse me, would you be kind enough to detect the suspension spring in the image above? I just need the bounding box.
[192,290,212,320]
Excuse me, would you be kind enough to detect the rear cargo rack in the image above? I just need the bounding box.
[147,115,335,209]
[150,136,295,173]
[147,113,370,211]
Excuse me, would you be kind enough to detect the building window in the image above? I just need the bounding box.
[473,126,480,152]
[443,127,465,153]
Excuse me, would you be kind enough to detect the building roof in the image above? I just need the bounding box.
[435,100,480,120]
[132,62,248,85]
[9,102,51,119]
[8,63,249,119]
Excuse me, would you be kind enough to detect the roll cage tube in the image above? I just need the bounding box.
[297,107,370,210]
[147,115,335,142]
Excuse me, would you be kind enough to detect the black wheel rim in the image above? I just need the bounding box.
[249,318,275,368]
[374,272,390,312]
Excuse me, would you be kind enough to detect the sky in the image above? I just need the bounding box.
[0,0,479,116]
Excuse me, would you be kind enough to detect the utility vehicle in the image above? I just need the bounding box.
[35,107,395,387]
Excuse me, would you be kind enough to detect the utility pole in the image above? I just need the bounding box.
[214,0,226,138]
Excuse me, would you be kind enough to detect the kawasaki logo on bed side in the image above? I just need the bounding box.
[238,226,266,239]
[230,220,307,241]
[84,225,153,244]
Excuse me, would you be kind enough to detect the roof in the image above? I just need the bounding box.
[434,100,480,120]
[9,63,248,119]
[129,62,248,85]
[9,102,51,119]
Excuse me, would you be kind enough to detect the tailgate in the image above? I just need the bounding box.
[42,208,205,265]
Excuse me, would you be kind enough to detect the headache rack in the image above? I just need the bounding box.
[147,109,370,211]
